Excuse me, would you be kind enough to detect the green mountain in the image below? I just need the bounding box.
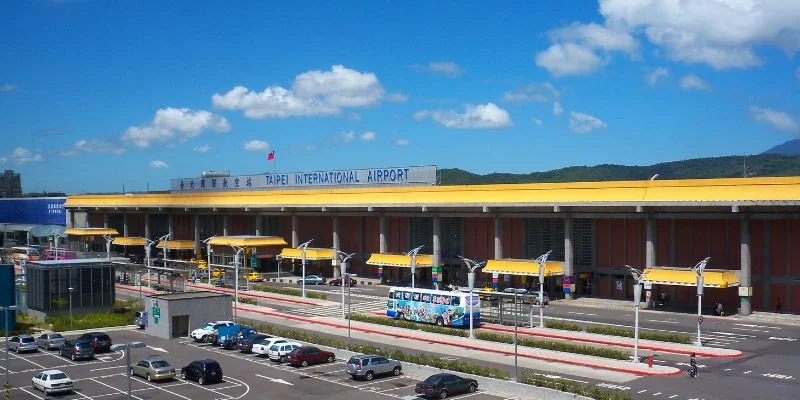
[439,154,800,185]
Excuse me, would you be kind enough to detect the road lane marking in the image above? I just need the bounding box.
[90,365,126,372]
[768,337,797,341]
[668,395,678,399]
[567,312,598,316]
[256,373,294,386]
[638,389,648,393]
[734,323,776,329]
[647,320,679,324]
[652,392,661,396]
[744,370,752,374]
[731,327,771,333]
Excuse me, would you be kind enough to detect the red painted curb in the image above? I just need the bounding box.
[235,305,681,377]
[116,282,321,306]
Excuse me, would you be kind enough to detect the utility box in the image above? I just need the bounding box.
[144,291,232,340]
[0,264,15,330]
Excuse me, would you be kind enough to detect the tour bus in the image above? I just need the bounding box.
[387,287,480,327]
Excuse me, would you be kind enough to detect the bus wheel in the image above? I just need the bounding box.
[436,317,444,326]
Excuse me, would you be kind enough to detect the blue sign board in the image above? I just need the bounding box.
[0,198,66,225]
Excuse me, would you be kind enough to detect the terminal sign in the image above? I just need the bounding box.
[170,165,437,192]
[152,306,161,324]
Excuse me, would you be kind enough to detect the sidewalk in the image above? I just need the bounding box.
[183,281,339,306]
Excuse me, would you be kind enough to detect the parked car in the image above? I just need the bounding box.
[59,340,94,361]
[346,354,402,381]
[245,272,264,282]
[134,311,147,328]
[252,337,293,356]
[8,335,38,353]
[36,333,66,350]
[502,288,549,304]
[180,359,223,385]
[297,275,325,285]
[267,342,301,363]
[77,332,112,353]
[237,334,270,353]
[287,346,335,367]
[130,356,176,382]
[128,255,144,264]
[209,325,257,349]
[528,291,550,305]
[415,373,478,399]
[328,276,357,287]
[191,321,236,342]
[31,370,73,395]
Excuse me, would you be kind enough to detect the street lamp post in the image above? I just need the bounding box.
[512,291,518,382]
[144,239,157,289]
[458,256,485,339]
[68,287,75,327]
[347,272,354,350]
[298,239,313,298]
[231,246,244,322]
[406,245,424,289]
[626,265,645,362]
[203,236,216,286]
[103,234,115,261]
[111,341,145,400]
[535,250,552,328]
[2,305,19,394]
[692,257,711,347]
[336,251,356,320]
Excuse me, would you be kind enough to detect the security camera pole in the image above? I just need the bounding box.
[626,265,645,362]
[692,257,711,347]
[111,341,145,400]
[336,251,356,320]
[407,245,424,289]
[535,250,552,328]
[458,256,485,339]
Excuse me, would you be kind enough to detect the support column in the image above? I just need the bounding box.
[103,213,109,228]
[291,214,299,248]
[332,215,341,278]
[563,215,574,300]
[432,215,441,285]
[494,215,503,259]
[144,212,150,240]
[255,215,262,236]
[645,216,656,308]
[123,213,129,237]
[223,215,229,236]
[740,216,752,316]
[66,209,73,229]
[379,215,387,253]
[193,214,200,252]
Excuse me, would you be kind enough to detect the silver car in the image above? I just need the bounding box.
[37,333,66,350]
[346,355,402,381]
[8,335,38,353]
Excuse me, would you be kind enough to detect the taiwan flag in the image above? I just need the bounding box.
[267,151,275,161]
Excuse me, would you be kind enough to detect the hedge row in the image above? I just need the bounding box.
[519,371,636,400]
[250,284,328,300]
[585,326,692,344]
[545,321,582,331]
[238,296,258,305]
[350,313,468,337]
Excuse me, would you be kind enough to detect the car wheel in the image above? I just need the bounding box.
[439,389,448,399]
[467,383,477,393]
[436,317,444,326]
[301,360,309,367]
[198,376,205,385]
[392,366,401,376]
[71,353,76,361]
[279,355,286,363]
[129,367,135,377]
[147,374,152,382]
[364,371,374,381]
[327,355,334,363]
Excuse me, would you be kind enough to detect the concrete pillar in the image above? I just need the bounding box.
[223,215,229,236]
[255,215,262,236]
[291,214,299,248]
[332,215,341,278]
[66,209,73,229]
[103,213,109,229]
[123,213,129,237]
[379,215,387,253]
[144,212,150,240]
[646,217,656,267]
[564,215,574,300]
[194,214,200,252]
[432,215,441,284]
[494,215,503,259]
[740,216,752,316]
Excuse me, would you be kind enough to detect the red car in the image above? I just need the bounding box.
[328,277,357,287]
[287,346,335,367]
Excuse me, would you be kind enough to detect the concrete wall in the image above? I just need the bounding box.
[144,293,232,340]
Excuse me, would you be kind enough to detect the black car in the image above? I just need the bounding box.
[77,332,112,353]
[237,334,270,353]
[59,340,94,361]
[181,359,223,385]
[415,373,478,399]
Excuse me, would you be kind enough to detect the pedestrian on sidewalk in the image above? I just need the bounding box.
[715,302,725,317]
[776,297,782,314]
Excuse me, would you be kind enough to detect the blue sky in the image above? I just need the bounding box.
[1,0,799,193]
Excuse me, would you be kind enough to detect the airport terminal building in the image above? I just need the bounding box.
[63,166,800,315]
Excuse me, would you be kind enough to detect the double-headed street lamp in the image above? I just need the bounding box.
[2,305,19,394]
[458,256,485,339]
[298,239,313,298]
[626,265,645,362]
[535,250,552,328]
[692,257,711,347]
[111,341,145,400]
[407,245,424,289]
[336,251,356,320]
[202,235,216,286]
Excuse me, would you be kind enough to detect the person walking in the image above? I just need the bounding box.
[776,297,782,314]
[689,353,698,378]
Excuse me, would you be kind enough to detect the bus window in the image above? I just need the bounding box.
[403,291,411,300]
[451,296,461,306]
[421,293,432,303]
[412,292,420,302]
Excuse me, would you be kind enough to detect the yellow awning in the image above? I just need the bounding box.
[155,240,197,250]
[112,237,146,246]
[365,253,434,268]
[642,267,740,288]
[208,235,288,247]
[65,228,119,236]
[278,247,336,261]
[482,259,565,277]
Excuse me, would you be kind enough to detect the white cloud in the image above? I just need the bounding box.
[6,147,43,164]
[599,0,800,70]
[750,107,799,133]
[193,145,210,153]
[535,43,607,77]
[680,74,711,91]
[341,131,356,142]
[412,61,465,77]
[150,160,168,168]
[121,107,230,148]
[548,22,639,53]
[415,103,512,129]
[243,140,270,151]
[569,112,607,133]
[645,67,669,86]
[213,65,387,119]
[347,112,362,121]
[553,102,564,117]
[531,118,543,126]
[62,139,125,156]
[0,83,16,93]
[0,157,6,163]
[394,139,409,146]
[503,82,559,103]
[361,131,376,141]
[387,93,410,103]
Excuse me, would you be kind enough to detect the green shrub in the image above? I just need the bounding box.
[545,321,582,331]
[519,370,635,400]
[251,284,328,300]
[475,331,629,360]
[238,296,258,305]
[586,326,691,344]
[350,313,468,337]
[45,308,137,331]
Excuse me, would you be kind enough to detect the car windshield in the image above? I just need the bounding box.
[21,337,35,343]
[75,342,92,348]
[50,373,68,380]
[151,360,170,368]
[347,357,359,364]
[50,334,63,339]
[97,335,110,341]
[269,345,279,351]
[422,376,443,385]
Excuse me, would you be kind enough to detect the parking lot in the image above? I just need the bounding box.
[4,327,526,400]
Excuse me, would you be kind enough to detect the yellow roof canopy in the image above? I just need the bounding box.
[208,235,288,247]
[482,259,565,277]
[65,228,119,236]
[112,237,147,246]
[278,247,336,261]
[642,267,740,288]
[365,253,434,268]
[155,240,197,250]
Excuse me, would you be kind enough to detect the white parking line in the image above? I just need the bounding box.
[89,377,146,400]
[4,350,46,368]
[19,386,45,399]
[377,384,415,392]
[38,349,79,365]
[90,365,126,372]
[354,375,408,387]
[72,388,94,400]
[125,377,193,400]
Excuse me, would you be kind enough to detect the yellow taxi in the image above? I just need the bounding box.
[212,269,225,278]
[245,272,264,282]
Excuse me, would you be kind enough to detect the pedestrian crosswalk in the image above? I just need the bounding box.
[289,300,387,318]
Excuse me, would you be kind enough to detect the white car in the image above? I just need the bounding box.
[190,321,235,342]
[252,337,292,356]
[267,342,302,362]
[32,370,74,395]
